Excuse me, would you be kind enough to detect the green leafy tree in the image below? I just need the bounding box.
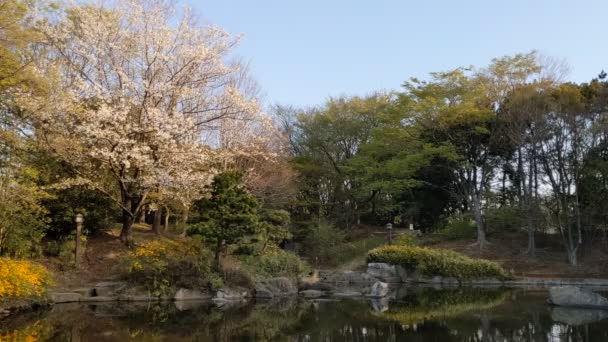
[189,171,261,265]
[283,94,391,229]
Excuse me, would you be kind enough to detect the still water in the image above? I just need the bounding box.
[2,288,608,341]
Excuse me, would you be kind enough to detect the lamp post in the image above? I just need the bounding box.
[386,223,393,245]
[75,214,84,266]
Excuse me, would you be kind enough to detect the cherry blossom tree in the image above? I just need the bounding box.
[25,0,261,245]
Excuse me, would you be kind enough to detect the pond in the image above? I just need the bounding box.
[2,287,608,341]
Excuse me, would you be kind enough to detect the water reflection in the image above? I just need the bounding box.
[2,288,608,341]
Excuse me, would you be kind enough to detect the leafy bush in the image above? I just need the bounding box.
[437,214,476,240]
[0,258,53,300]
[124,238,222,295]
[0,170,50,258]
[395,233,417,246]
[367,245,508,280]
[238,247,310,280]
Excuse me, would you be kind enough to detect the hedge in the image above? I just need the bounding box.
[367,244,508,280]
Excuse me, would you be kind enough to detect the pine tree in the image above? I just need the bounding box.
[190,171,260,265]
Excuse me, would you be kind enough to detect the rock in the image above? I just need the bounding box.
[50,292,82,303]
[174,288,210,301]
[368,281,389,298]
[366,263,401,283]
[395,266,409,282]
[333,290,363,298]
[551,307,608,325]
[549,286,608,308]
[94,281,128,297]
[255,277,297,299]
[213,287,249,301]
[370,297,390,312]
[321,271,378,284]
[299,290,325,298]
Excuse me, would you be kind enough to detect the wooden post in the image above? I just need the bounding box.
[75,214,84,266]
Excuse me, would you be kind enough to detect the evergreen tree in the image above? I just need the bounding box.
[189,171,260,265]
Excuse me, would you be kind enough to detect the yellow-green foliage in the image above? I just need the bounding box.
[367,244,508,280]
[379,289,508,325]
[394,233,417,246]
[238,247,311,280]
[0,258,53,300]
[124,238,221,295]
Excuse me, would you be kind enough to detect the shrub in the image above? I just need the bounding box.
[124,238,222,295]
[395,233,417,246]
[0,258,53,300]
[238,247,310,280]
[367,245,508,280]
[437,214,476,240]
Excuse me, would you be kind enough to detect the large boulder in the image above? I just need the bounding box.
[368,281,389,298]
[549,286,608,308]
[321,271,378,284]
[255,277,297,299]
[366,263,401,283]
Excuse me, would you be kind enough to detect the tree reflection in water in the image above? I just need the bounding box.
[2,288,608,341]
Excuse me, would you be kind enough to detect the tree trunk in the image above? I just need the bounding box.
[119,190,148,246]
[472,195,488,248]
[214,240,222,268]
[180,208,189,237]
[567,247,578,266]
[120,196,134,246]
[152,207,162,235]
[526,149,536,257]
[164,206,170,232]
[138,205,146,224]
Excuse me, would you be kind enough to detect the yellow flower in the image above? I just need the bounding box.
[0,258,52,300]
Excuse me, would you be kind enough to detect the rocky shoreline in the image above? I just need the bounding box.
[5,262,608,318]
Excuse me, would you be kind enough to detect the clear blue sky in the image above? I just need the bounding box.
[189,0,607,108]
